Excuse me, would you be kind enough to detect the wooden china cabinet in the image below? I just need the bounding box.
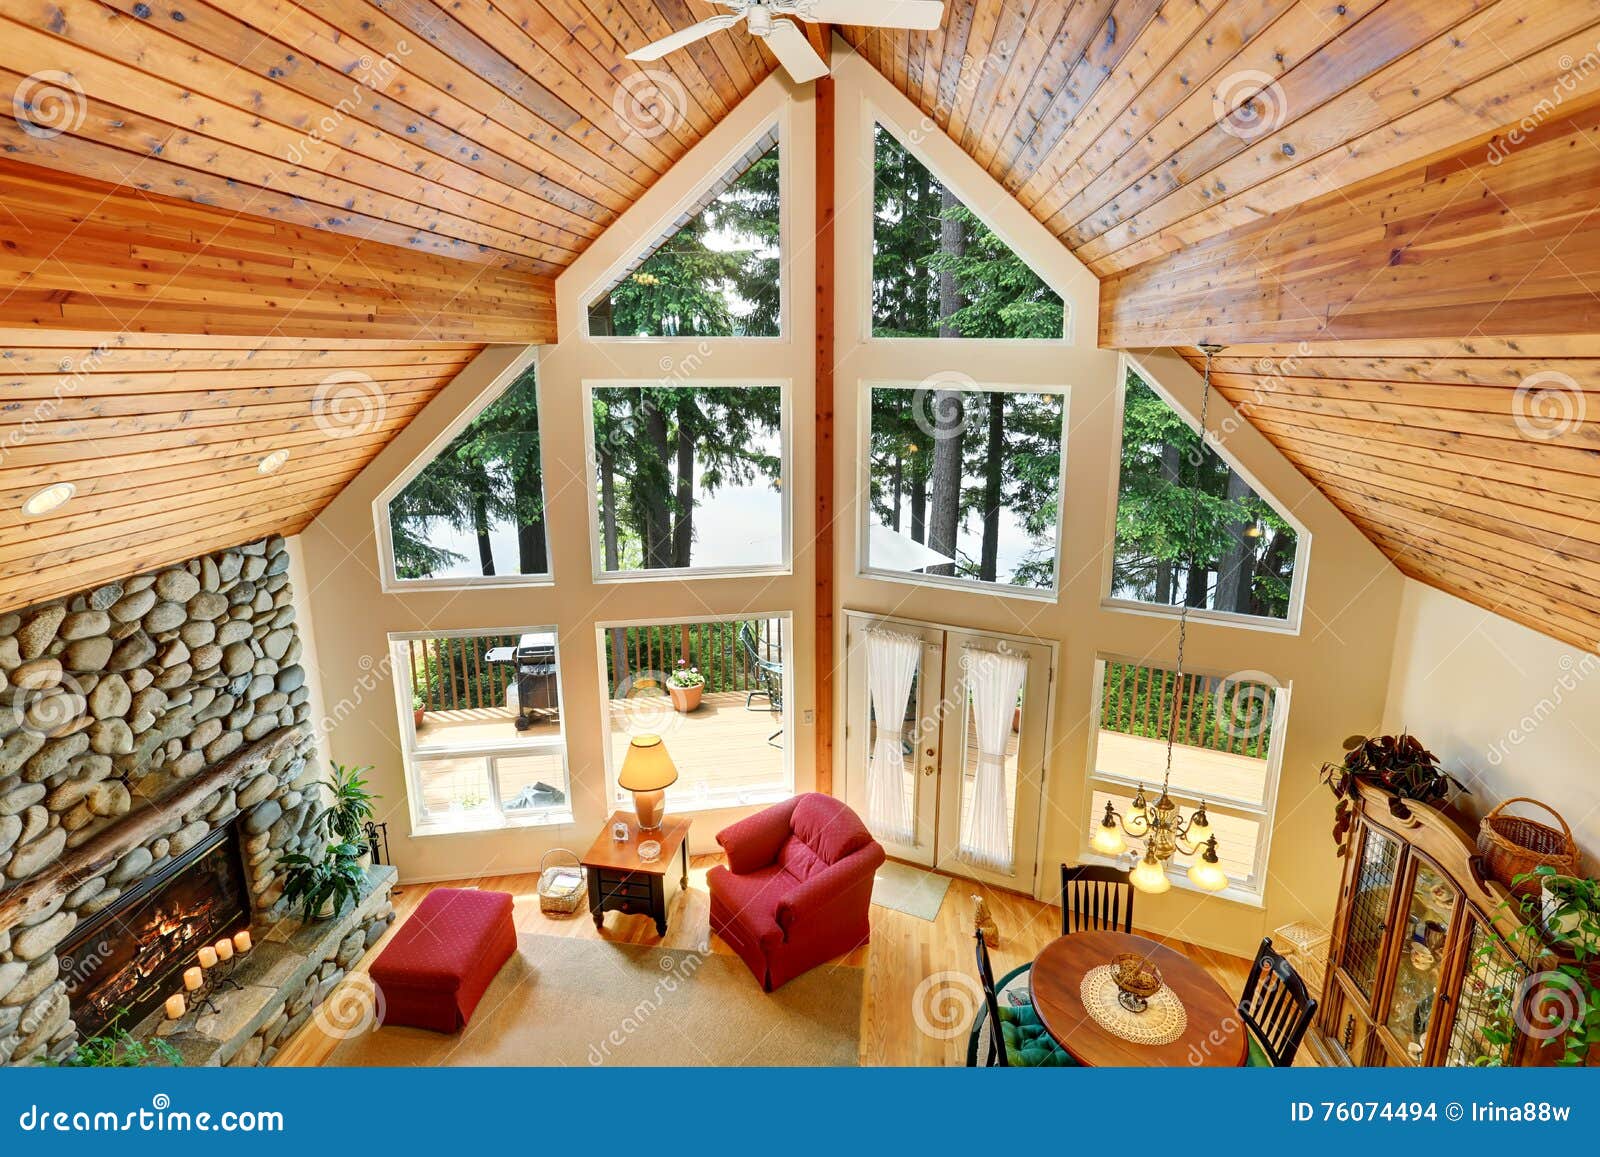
[1309,782,1571,1068]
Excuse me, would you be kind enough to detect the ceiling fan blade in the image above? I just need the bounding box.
[626,13,744,61]
[766,18,831,83]
[788,0,943,30]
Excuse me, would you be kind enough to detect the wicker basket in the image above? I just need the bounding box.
[537,849,587,916]
[1476,797,1580,899]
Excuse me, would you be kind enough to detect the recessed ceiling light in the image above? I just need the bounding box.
[23,482,75,516]
[258,450,291,475]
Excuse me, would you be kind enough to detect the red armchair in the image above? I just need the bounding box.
[707,794,886,992]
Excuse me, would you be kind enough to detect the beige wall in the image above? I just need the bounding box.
[298,76,818,881]
[294,46,1405,956]
[829,49,1404,955]
[1383,579,1599,872]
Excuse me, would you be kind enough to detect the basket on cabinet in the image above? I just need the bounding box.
[1476,797,1579,899]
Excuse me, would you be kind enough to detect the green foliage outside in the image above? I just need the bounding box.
[388,366,546,580]
[1099,661,1274,759]
[1113,370,1298,618]
[589,144,780,337]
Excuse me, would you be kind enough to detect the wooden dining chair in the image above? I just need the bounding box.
[968,930,1075,1067]
[1059,863,1134,936]
[1238,937,1318,1066]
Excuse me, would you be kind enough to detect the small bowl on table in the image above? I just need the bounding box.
[1111,953,1163,1014]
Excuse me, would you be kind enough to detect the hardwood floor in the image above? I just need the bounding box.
[273,856,1259,1067]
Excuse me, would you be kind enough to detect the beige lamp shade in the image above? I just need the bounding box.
[618,734,679,792]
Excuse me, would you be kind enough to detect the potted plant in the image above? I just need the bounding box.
[1321,732,1465,855]
[280,841,367,920]
[667,660,705,712]
[313,762,380,868]
[412,689,426,730]
[1474,866,1600,1066]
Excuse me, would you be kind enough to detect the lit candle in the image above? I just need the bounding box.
[183,966,203,992]
[214,938,234,962]
[164,993,186,1019]
[197,945,218,969]
[233,930,252,953]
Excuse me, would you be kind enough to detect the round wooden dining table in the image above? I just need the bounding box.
[1028,930,1247,1067]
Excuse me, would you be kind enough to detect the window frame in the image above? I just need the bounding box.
[1100,354,1312,635]
[372,346,556,594]
[593,611,796,814]
[862,107,1071,347]
[581,377,793,582]
[1078,654,1290,906]
[855,378,1070,602]
[388,625,574,836]
[579,112,791,344]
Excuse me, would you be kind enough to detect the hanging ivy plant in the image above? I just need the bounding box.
[1320,733,1465,855]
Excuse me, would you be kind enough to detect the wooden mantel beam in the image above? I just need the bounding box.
[0,159,555,345]
[1098,106,1600,349]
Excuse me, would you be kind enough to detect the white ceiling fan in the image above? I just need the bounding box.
[627,1,944,85]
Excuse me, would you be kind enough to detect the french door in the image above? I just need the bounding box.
[842,611,1053,893]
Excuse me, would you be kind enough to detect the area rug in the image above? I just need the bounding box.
[324,933,862,1067]
[871,860,953,922]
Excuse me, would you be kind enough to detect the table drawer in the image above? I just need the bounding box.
[595,871,655,899]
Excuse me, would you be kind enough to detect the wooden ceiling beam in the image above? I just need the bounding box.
[0,158,553,344]
[1099,102,1600,348]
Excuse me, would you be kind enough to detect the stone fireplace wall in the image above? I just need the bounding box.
[0,535,325,1065]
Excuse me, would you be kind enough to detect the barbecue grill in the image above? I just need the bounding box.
[483,631,559,730]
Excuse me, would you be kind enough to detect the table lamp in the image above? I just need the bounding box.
[619,733,678,830]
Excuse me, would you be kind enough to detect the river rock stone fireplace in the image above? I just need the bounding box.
[0,535,394,1066]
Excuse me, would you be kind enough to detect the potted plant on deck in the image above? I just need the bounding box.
[313,762,380,867]
[412,689,426,730]
[667,660,705,713]
[1321,732,1466,855]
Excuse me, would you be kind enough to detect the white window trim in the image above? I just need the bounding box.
[861,106,1072,347]
[1078,655,1289,906]
[1099,352,1312,635]
[593,611,796,814]
[373,346,556,594]
[855,379,1070,602]
[581,378,793,582]
[388,626,574,836]
[580,110,792,344]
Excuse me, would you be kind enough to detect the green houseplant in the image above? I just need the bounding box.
[1321,733,1465,855]
[313,762,380,866]
[667,660,705,713]
[412,689,426,730]
[43,1011,182,1068]
[1473,866,1600,1066]
[280,841,367,920]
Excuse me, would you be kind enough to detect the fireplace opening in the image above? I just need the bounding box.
[57,819,252,1038]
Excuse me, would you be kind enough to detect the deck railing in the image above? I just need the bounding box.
[1099,661,1275,759]
[405,619,786,714]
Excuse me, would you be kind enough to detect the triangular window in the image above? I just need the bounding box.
[1110,365,1303,622]
[871,123,1065,339]
[385,363,549,585]
[587,128,781,337]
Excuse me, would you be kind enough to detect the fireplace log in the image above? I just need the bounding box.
[0,726,308,934]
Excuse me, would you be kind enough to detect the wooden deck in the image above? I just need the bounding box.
[414,690,786,813]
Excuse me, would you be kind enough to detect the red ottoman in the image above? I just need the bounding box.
[370,889,517,1033]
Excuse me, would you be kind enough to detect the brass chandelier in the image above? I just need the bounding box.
[1091,343,1230,896]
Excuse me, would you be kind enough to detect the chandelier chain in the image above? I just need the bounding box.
[1162,344,1219,793]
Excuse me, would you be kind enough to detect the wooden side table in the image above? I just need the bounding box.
[580,812,691,937]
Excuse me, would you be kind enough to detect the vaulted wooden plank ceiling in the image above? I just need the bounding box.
[5,0,1600,659]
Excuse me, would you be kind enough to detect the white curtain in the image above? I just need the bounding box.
[864,629,922,844]
[959,647,1028,874]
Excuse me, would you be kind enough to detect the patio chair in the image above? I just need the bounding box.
[738,621,784,748]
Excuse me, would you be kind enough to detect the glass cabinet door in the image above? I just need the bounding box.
[1383,857,1459,1064]
[1443,918,1524,1067]
[1339,824,1401,1002]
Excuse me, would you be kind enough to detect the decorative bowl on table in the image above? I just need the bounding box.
[1111,953,1163,1013]
[637,839,662,863]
